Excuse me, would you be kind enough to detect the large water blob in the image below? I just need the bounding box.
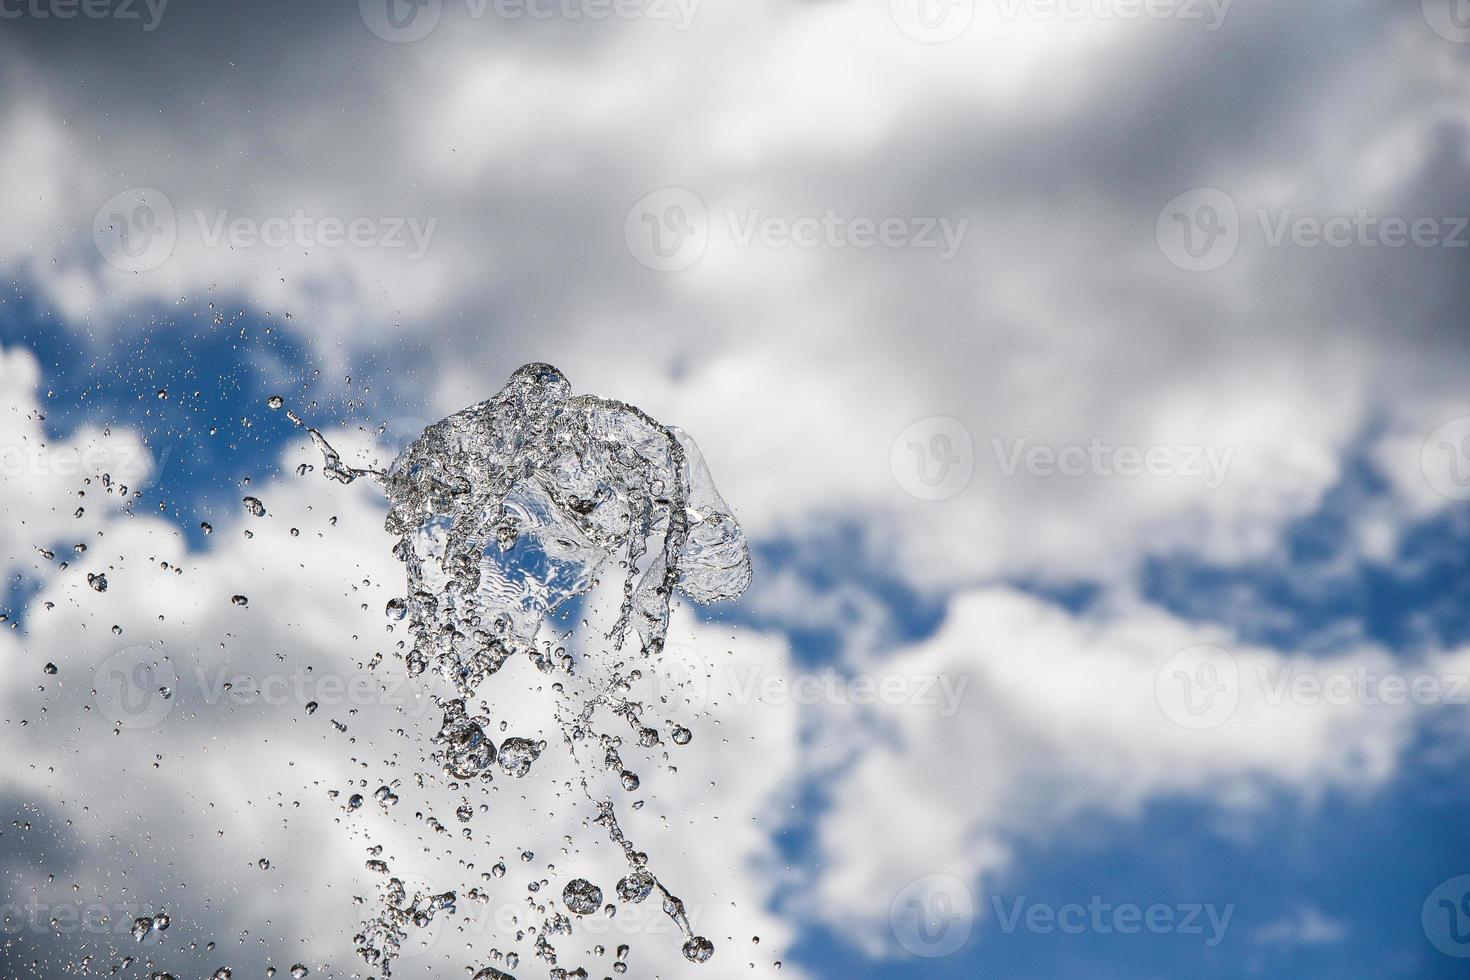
[312,363,751,976]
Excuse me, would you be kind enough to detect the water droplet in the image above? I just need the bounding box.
[497,737,542,778]
[682,936,714,963]
[562,879,604,916]
[615,870,654,904]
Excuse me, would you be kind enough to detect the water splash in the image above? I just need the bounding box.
[315,363,751,976]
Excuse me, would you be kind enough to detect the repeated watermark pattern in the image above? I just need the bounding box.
[1422,417,1470,501]
[890,874,1233,957]
[990,894,1233,946]
[1423,0,1470,43]
[1155,644,1470,730]
[0,441,152,484]
[726,666,969,717]
[92,645,434,730]
[1424,875,1470,958]
[0,0,167,29]
[625,187,969,272]
[889,416,976,501]
[359,0,700,41]
[890,874,975,957]
[888,0,1228,43]
[992,0,1229,29]
[1157,187,1470,272]
[992,437,1234,488]
[647,647,970,717]
[93,188,437,272]
[0,897,148,937]
[890,417,1236,501]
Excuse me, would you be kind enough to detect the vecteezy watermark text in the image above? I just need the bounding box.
[0,897,145,937]
[0,0,167,30]
[1155,644,1470,730]
[992,437,1235,489]
[727,667,970,718]
[93,188,438,272]
[890,417,1237,501]
[359,0,699,42]
[1157,187,1470,271]
[625,188,969,272]
[93,645,434,730]
[646,650,971,718]
[194,209,437,260]
[994,0,1230,29]
[888,874,1233,959]
[990,895,1234,946]
[0,442,151,483]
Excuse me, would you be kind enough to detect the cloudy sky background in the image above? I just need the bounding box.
[2,0,1470,976]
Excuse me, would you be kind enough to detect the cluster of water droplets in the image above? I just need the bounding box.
[313,364,751,977]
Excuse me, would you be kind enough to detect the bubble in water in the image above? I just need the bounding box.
[268,395,285,410]
[242,496,266,517]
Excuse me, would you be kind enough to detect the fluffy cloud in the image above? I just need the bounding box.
[807,587,1435,954]
[1,2,1467,595]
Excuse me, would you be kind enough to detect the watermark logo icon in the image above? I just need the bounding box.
[1423,875,1470,957]
[890,417,974,501]
[625,188,708,272]
[1155,645,1239,730]
[1421,417,1470,501]
[889,0,974,43]
[1156,188,1239,272]
[93,188,176,273]
[1424,0,1470,42]
[361,0,442,41]
[890,873,974,957]
[92,645,179,730]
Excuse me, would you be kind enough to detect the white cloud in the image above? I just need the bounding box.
[807,587,1428,954]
